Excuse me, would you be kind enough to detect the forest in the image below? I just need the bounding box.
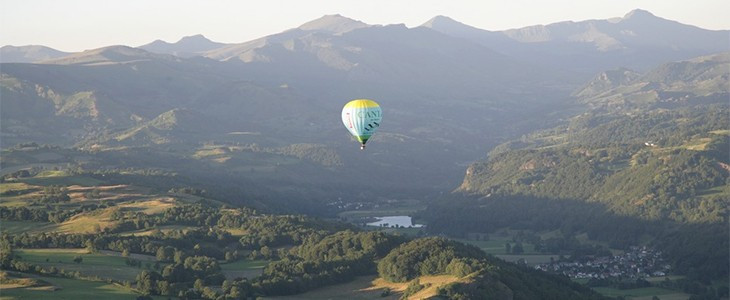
[0,199,610,299]
[419,90,729,298]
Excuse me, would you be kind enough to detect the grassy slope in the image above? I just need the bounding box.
[0,273,150,300]
[591,286,690,300]
[220,259,267,280]
[264,274,464,300]
[0,221,58,235]
[14,249,148,282]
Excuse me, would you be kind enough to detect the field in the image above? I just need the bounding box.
[0,171,192,235]
[117,197,176,215]
[371,275,466,300]
[376,226,425,237]
[13,249,147,282]
[0,220,57,235]
[0,182,38,207]
[337,199,425,221]
[496,254,558,265]
[457,236,559,266]
[592,286,690,300]
[220,259,267,279]
[119,225,197,237]
[645,275,685,283]
[54,209,118,234]
[0,183,34,195]
[264,275,398,300]
[0,272,154,300]
[456,235,539,255]
[265,274,464,300]
[223,227,249,236]
[17,175,103,187]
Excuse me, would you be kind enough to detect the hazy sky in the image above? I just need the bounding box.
[2,0,729,52]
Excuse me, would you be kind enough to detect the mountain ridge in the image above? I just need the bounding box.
[4,9,727,69]
[0,45,70,63]
[421,9,729,74]
[138,34,228,57]
[40,45,183,65]
[298,14,371,34]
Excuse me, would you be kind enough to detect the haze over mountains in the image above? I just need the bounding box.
[139,34,227,58]
[0,45,70,63]
[1,9,728,200]
[422,9,729,75]
[1,8,728,299]
[3,9,727,70]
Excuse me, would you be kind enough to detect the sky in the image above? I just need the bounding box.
[2,0,729,52]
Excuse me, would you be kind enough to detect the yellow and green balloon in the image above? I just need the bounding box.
[341,99,382,150]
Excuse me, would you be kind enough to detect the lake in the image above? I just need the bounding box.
[366,215,424,228]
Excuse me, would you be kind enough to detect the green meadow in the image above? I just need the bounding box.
[591,286,690,300]
[0,221,57,235]
[17,175,103,187]
[0,273,146,300]
[13,249,146,282]
[220,259,268,279]
[220,259,268,271]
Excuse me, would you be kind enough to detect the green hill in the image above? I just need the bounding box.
[423,53,729,288]
[0,171,607,300]
[459,53,729,223]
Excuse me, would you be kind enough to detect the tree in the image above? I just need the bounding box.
[73,256,83,264]
[136,270,161,295]
[225,251,235,262]
[194,278,204,291]
[173,250,185,264]
[505,243,512,254]
[84,239,96,252]
[0,238,13,268]
[157,280,171,295]
[512,242,524,254]
[156,246,174,262]
[260,246,272,259]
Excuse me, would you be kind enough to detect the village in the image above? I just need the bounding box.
[535,246,672,279]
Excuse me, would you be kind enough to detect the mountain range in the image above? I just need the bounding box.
[0,45,70,63]
[139,34,227,58]
[1,9,728,200]
[3,9,727,73]
[422,9,729,75]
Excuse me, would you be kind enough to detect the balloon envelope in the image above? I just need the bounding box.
[341,99,382,147]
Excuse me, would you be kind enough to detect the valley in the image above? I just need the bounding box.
[1,6,728,300]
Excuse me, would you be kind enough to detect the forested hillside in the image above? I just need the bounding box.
[458,53,729,223]
[421,53,729,296]
[0,166,606,299]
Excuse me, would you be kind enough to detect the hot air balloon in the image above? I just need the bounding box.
[341,99,382,150]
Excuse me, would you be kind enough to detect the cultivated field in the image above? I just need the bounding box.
[592,286,690,300]
[220,259,267,279]
[0,272,151,300]
[13,249,148,282]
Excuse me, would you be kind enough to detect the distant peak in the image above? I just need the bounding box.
[93,45,143,53]
[81,45,158,58]
[178,34,209,42]
[623,9,656,19]
[298,14,369,34]
[426,15,456,23]
[420,15,478,32]
[422,15,459,27]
